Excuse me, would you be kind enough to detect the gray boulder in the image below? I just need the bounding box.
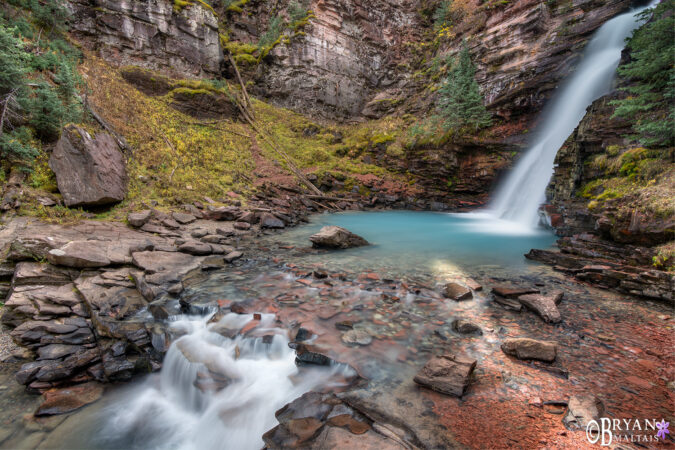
[518,292,563,323]
[309,226,369,249]
[49,125,127,207]
[260,213,285,229]
[127,210,153,227]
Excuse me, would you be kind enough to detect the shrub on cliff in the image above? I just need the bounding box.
[288,0,309,26]
[433,1,452,30]
[437,41,492,132]
[611,0,674,147]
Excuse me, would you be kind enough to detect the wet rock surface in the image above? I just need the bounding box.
[517,292,563,323]
[34,382,104,416]
[563,395,605,430]
[527,242,674,302]
[413,354,477,397]
[0,205,673,448]
[309,226,369,249]
[443,282,473,301]
[501,338,557,363]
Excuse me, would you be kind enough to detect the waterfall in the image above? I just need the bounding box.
[489,3,655,228]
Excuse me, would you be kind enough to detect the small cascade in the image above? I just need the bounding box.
[489,3,655,228]
[96,313,354,450]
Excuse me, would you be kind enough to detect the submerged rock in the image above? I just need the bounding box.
[34,382,104,416]
[501,338,557,362]
[452,319,483,335]
[492,286,540,299]
[443,282,473,301]
[563,395,605,430]
[341,329,373,346]
[309,226,369,249]
[413,354,477,397]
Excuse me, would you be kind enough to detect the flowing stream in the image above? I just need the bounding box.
[2,213,673,449]
[489,3,654,228]
[47,313,354,450]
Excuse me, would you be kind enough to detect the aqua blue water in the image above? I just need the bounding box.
[275,211,557,277]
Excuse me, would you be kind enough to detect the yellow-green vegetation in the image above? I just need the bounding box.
[652,242,674,271]
[173,0,215,14]
[220,1,314,68]
[580,145,674,220]
[404,116,454,149]
[253,101,397,178]
[82,55,254,209]
[225,0,250,14]
[15,53,413,221]
[225,42,258,55]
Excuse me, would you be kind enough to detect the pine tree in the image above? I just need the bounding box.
[29,82,66,142]
[0,26,28,95]
[611,0,674,147]
[437,41,491,132]
[433,1,452,30]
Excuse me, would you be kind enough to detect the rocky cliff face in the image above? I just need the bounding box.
[544,94,626,235]
[253,0,421,118]
[543,90,674,247]
[65,0,634,121]
[469,0,631,121]
[68,0,222,77]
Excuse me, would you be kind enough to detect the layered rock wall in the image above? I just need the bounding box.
[68,0,223,77]
[470,0,631,120]
[253,0,422,118]
[65,0,633,120]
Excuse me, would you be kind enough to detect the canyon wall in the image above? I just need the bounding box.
[65,0,633,121]
[62,0,657,214]
[470,0,631,121]
[68,0,223,77]
[253,0,422,118]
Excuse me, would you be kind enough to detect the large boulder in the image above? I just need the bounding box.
[49,125,127,207]
[309,226,369,249]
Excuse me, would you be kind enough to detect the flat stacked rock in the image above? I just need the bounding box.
[413,354,477,397]
[501,338,557,362]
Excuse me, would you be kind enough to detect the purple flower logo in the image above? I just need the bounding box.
[656,419,670,441]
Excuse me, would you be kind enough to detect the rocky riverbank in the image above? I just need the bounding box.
[1,229,673,448]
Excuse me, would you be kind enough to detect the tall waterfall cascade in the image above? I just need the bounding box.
[489,3,656,228]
